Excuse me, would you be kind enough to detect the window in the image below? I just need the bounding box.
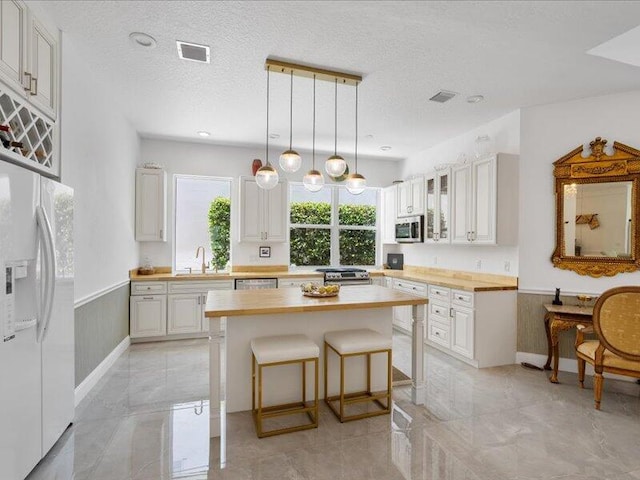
[289,184,378,267]
[174,175,232,273]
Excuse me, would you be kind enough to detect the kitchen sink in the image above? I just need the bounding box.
[175,272,229,277]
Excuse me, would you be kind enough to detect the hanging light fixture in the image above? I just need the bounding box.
[279,70,302,172]
[256,66,279,190]
[346,83,366,195]
[325,78,347,177]
[303,75,324,192]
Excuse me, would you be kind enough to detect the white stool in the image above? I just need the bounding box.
[324,328,392,422]
[251,334,319,437]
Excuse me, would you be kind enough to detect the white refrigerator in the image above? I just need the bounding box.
[0,159,75,480]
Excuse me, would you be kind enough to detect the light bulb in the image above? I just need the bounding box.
[345,173,366,195]
[279,149,302,172]
[255,164,279,190]
[325,155,347,176]
[303,169,325,192]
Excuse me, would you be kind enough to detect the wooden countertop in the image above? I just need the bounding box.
[205,284,427,317]
[131,265,517,292]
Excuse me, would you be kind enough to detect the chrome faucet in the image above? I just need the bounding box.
[195,246,207,274]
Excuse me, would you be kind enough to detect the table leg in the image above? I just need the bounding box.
[550,326,560,384]
[544,312,553,371]
[209,316,226,438]
[411,304,426,405]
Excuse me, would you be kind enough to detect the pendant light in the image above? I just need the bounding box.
[325,78,347,177]
[346,83,366,195]
[279,70,302,173]
[303,75,325,192]
[256,66,279,190]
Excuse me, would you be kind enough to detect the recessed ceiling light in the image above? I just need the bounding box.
[197,131,211,137]
[429,90,457,103]
[380,146,392,151]
[269,133,280,139]
[467,95,485,104]
[365,134,374,139]
[129,32,157,49]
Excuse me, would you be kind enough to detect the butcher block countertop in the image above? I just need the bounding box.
[130,265,517,292]
[204,284,427,317]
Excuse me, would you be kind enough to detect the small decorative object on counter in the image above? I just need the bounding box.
[576,294,593,308]
[252,159,263,175]
[137,256,155,275]
[301,282,340,297]
[552,288,563,306]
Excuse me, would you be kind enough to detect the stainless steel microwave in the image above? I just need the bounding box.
[395,216,423,243]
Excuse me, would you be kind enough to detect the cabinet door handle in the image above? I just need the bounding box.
[197,296,200,305]
[450,308,455,317]
[160,229,163,238]
[471,231,475,241]
[143,296,154,300]
[29,77,38,96]
[23,72,32,91]
[265,232,268,240]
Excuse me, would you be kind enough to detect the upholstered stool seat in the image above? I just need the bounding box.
[324,328,392,422]
[251,334,319,438]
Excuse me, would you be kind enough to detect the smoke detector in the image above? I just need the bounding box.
[176,40,210,63]
[429,90,457,103]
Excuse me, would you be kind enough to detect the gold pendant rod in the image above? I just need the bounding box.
[265,58,362,86]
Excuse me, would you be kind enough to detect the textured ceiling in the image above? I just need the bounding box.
[41,1,640,160]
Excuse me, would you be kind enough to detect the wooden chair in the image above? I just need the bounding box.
[575,286,640,410]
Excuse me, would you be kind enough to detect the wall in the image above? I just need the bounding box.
[58,33,140,385]
[390,110,521,275]
[517,89,640,360]
[139,138,400,268]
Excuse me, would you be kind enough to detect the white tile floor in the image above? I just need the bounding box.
[27,334,640,480]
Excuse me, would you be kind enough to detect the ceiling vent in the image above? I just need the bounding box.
[176,40,210,63]
[429,90,457,103]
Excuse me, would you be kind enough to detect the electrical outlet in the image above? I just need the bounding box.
[475,259,482,270]
[433,256,438,265]
[504,261,511,272]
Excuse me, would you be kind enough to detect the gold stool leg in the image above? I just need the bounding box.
[257,364,263,437]
[339,351,345,421]
[302,359,307,405]
[324,342,329,408]
[386,349,392,411]
[314,357,319,425]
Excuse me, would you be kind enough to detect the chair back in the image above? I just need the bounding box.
[593,286,640,361]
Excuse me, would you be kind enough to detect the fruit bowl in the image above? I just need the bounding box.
[300,282,340,297]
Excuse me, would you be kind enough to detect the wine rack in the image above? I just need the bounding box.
[0,85,57,177]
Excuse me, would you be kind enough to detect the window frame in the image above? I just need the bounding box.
[172,174,233,274]
[289,182,381,268]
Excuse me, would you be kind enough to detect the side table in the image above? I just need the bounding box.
[543,304,594,383]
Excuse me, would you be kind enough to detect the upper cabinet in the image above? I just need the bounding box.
[425,170,450,243]
[239,176,287,242]
[135,168,167,242]
[0,1,57,120]
[381,185,397,244]
[397,177,424,217]
[451,154,518,245]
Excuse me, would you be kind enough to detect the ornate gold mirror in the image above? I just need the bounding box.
[552,137,640,277]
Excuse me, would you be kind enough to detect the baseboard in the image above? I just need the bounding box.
[516,351,636,383]
[74,336,130,406]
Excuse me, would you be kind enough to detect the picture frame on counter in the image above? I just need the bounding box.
[259,246,271,258]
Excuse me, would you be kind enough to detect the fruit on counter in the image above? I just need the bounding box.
[300,282,340,294]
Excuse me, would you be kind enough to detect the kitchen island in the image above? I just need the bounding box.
[204,285,427,437]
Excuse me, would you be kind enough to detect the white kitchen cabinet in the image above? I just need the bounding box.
[0,1,57,119]
[167,293,203,335]
[239,176,287,242]
[425,285,516,368]
[392,279,427,333]
[451,154,518,245]
[135,168,167,242]
[425,170,450,243]
[396,177,424,218]
[130,295,167,338]
[278,277,321,288]
[28,16,56,118]
[381,185,397,244]
[371,276,386,287]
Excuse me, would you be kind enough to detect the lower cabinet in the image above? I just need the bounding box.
[392,279,427,334]
[425,285,515,368]
[130,280,233,340]
[167,293,206,335]
[130,295,167,338]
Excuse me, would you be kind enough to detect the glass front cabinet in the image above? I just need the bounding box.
[425,170,450,243]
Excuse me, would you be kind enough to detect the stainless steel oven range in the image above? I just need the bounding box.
[315,267,371,286]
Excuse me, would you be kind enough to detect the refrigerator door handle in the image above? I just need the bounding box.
[36,206,56,343]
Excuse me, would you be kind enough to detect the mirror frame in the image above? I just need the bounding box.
[552,137,640,277]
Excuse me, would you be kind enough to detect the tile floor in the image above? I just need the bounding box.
[27,334,640,480]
